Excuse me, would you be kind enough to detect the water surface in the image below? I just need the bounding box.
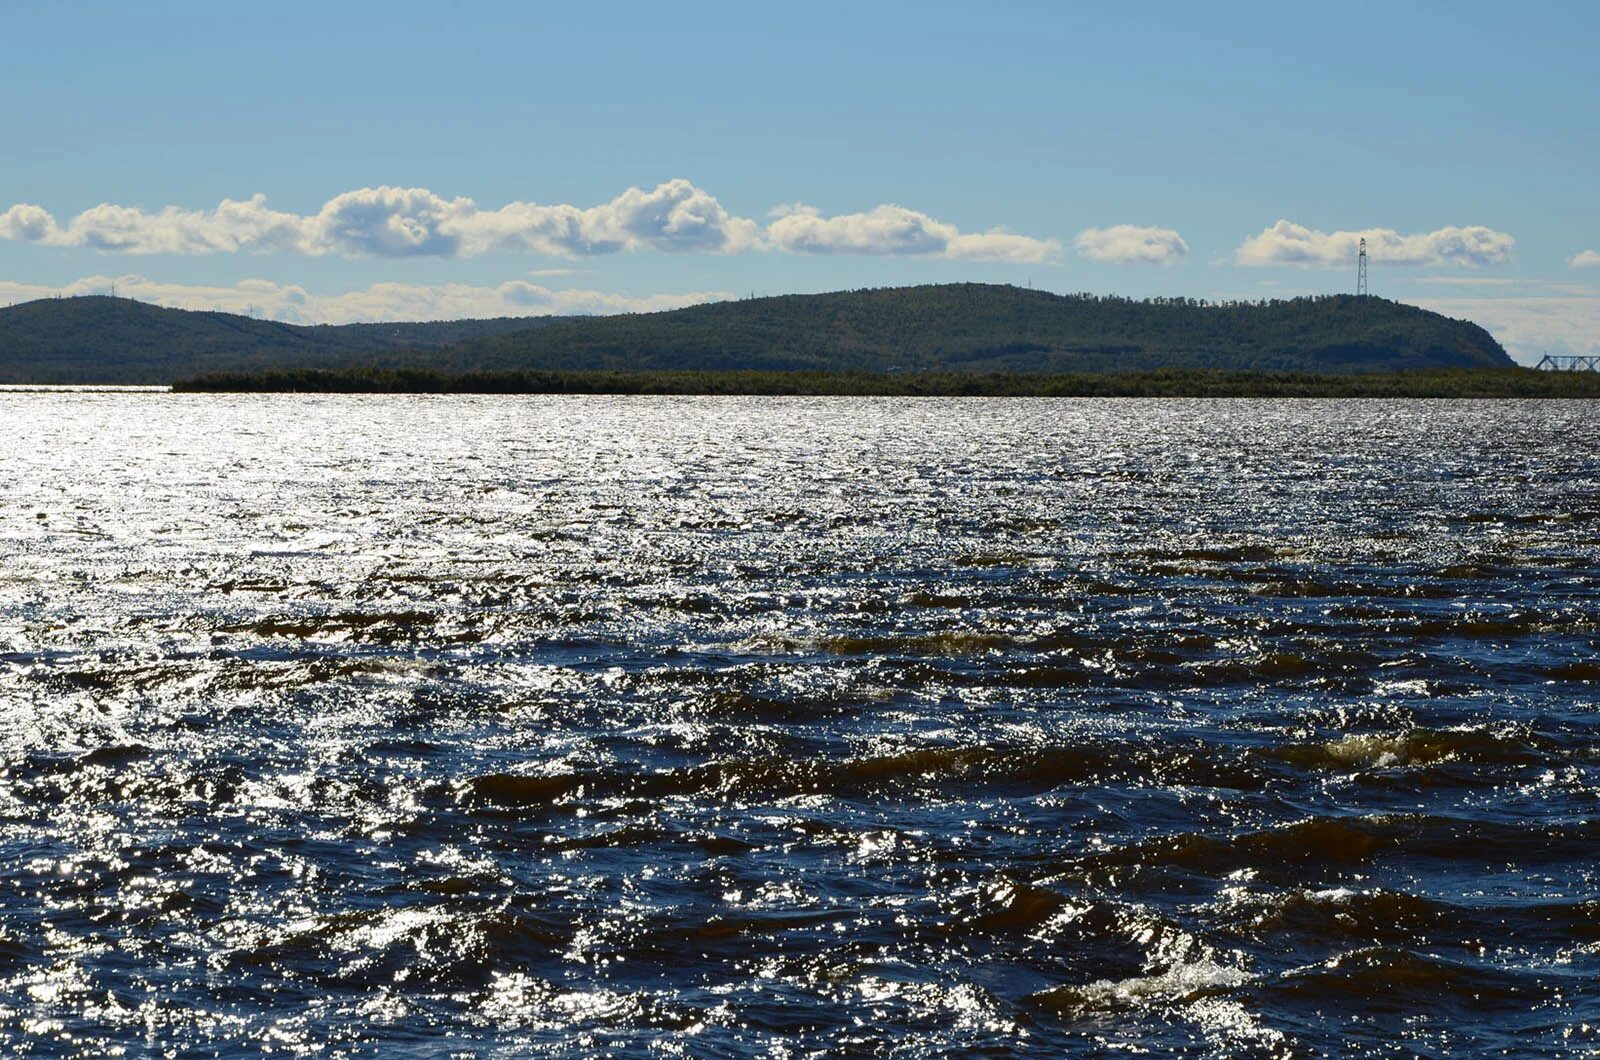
[2,395,1597,1056]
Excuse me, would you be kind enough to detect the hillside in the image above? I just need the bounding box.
[0,297,566,383]
[0,285,1511,383]
[434,285,1511,375]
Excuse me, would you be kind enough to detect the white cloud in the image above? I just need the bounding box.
[306,187,470,257]
[594,178,763,254]
[766,205,945,255]
[1074,224,1187,265]
[0,204,59,242]
[0,275,731,324]
[1414,294,1600,364]
[1236,219,1514,268]
[0,181,1049,262]
[451,178,761,256]
[2,195,307,255]
[946,231,1060,264]
[762,203,1059,263]
[1570,250,1600,268]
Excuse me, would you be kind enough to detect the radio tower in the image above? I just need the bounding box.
[1356,237,1369,297]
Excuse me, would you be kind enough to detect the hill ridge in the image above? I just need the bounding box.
[0,296,568,384]
[427,283,1510,375]
[0,284,1510,383]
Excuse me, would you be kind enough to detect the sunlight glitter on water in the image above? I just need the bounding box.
[0,394,1598,1055]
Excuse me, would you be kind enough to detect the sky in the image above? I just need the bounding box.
[2,0,1596,363]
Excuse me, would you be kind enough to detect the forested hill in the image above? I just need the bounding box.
[433,286,1511,375]
[0,285,1510,383]
[0,297,567,383]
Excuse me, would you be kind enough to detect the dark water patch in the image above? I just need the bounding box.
[942,877,1072,937]
[206,577,295,594]
[1073,816,1401,881]
[1318,602,1600,639]
[815,631,1023,656]
[224,609,487,645]
[219,904,572,990]
[76,743,152,766]
[1221,888,1600,953]
[465,740,1278,811]
[900,589,979,608]
[540,825,757,856]
[693,688,864,724]
[1069,813,1600,892]
[1173,545,1295,564]
[1547,660,1600,681]
[951,551,1044,569]
[1230,888,1461,948]
[1262,947,1539,1012]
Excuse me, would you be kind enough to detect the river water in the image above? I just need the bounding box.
[1,394,1597,1057]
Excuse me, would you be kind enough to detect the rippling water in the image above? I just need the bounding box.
[2,394,1598,1057]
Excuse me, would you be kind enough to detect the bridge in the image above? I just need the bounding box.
[1536,354,1600,371]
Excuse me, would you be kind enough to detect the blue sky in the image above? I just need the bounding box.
[2,0,1596,360]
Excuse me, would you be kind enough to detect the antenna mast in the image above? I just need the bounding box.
[1356,237,1369,297]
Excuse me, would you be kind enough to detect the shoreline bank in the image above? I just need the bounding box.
[168,367,1600,398]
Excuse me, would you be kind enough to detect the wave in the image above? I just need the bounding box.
[220,609,506,646]
[1265,947,1536,1011]
[1264,727,1549,771]
[1222,887,1600,952]
[1028,958,1249,1016]
[1068,814,1600,887]
[461,739,1278,809]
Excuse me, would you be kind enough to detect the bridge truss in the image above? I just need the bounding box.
[1536,354,1600,372]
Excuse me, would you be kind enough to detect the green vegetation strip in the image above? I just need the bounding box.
[172,367,1600,397]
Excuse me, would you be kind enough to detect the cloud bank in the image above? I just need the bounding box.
[1073,224,1187,265]
[1570,250,1600,268]
[0,181,1054,264]
[766,204,1059,263]
[1236,220,1514,268]
[0,275,732,325]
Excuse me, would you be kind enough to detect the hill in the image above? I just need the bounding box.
[0,296,566,383]
[0,285,1511,383]
[432,285,1511,375]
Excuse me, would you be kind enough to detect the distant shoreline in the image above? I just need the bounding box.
[168,367,1600,398]
[0,383,171,393]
